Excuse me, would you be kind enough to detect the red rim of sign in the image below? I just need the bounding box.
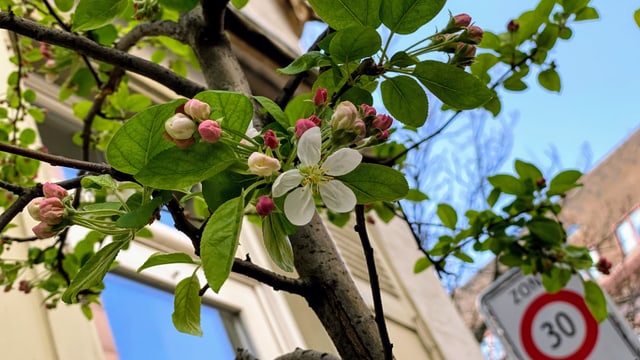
[520,289,599,360]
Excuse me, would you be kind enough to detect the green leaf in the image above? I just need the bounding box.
[527,218,564,244]
[116,194,167,228]
[503,75,528,91]
[159,0,199,12]
[134,142,236,190]
[562,0,589,14]
[91,25,118,46]
[380,0,445,34]
[194,91,253,140]
[340,87,373,106]
[635,9,640,28]
[284,94,314,123]
[62,239,129,303]
[55,0,74,12]
[470,53,499,84]
[231,0,249,9]
[172,273,203,336]
[487,187,501,207]
[537,24,559,50]
[547,169,582,196]
[583,279,607,323]
[405,189,428,202]
[254,96,290,129]
[308,0,381,30]
[413,60,492,110]
[538,68,561,92]
[488,174,523,195]
[72,0,128,32]
[202,171,254,214]
[107,100,184,175]
[413,257,431,273]
[81,174,118,191]
[389,51,418,67]
[515,10,546,45]
[454,251,474,263]
[515,160,543,181]
[575,6,599,21]
[437,203,457,230]
[380,76,428,127]
[337,164,408,203]
[201,196,244,292]
[278,51,330,75]
[329,26,381,63]
[541,267,571,293]
[262,214,294,272]
[138,252,196,272]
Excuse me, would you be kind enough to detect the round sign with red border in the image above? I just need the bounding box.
[520,289,599,360]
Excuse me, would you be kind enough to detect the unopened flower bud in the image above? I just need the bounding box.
[295,119,317,138]
[39,42,51,58]
[264,129,279,150]
[184,99,211,121]
[175,137,196,149]
[308,114,322,127]
[248,152,281,177]
[373,114,393,131]
[44,59,56,68]
[331,101,358,131]
[360,104,377,118]
[597,257,612,275]
[354,119,367,142]
[165,113,196,140]
[376,129,390,141]
[256,196,275,216]
[39,197,65,225]
[507,20,520,33]
[32,222,57,239]
[43,182,68,199]
[459,25,483,44]
[451,43,477,67]
[313,87,328,106]
[443,13,472,33]
[27,198,43,221]
[198,120,222,143]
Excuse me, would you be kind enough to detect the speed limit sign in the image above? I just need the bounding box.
[478,269,640,359]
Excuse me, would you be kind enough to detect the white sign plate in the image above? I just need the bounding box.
[478,269,640,360]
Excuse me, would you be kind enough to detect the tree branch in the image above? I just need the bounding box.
[274,348,341,360]
[232,257,307,295]
[354,206,393,360]
[0,11,205,98]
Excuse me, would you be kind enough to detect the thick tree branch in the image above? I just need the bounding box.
[0,11,205,98]
[274,348,341,360]
[232,258,307,295]
[354,206,393,360]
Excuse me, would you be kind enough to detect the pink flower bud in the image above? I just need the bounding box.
[43,182,68,199]
[507,20,520,33]
[198,120,222,143]
[373,114,393,131]
[313,87,328,106]
[183,99,211,121]
[27,198,43,221]
[248,152,281,177]
[354,119,367,142]
[39,42,51,58]
[460,25,483,44]
[360,104,377,118]
[453,13,472,28]
[175,137,196,149]
[295,119,317,138]
[256,196,275,216]
[308,114,322,127]
[44,59,56,68]
[39,197,65,225]
[264,129,279,150]
[32,222,57,239]
[331,101,358,131]
[165,113,196,140]
[376,129,390,141]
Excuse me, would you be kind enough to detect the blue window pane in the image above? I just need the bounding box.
[101,273,235,360]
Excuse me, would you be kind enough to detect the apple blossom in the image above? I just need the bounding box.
[272,127,361,226]
[184,99,211,121]
[248,152,281,176]
[331,101,358,131]
[39,197,65,225]
[198,120,222,143]
[165,113,196,140]
[27,198,43,221]
[32,222,57,239]
[294,119,316,138]
[43,182,68,199]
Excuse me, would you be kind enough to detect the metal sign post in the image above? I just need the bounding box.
[478,269,640,359]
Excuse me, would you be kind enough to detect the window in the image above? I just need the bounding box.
[101,273,237,360]
[615,207,640,256]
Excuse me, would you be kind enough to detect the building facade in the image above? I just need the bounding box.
[0,2,483,359]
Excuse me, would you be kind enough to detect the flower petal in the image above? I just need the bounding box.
[284,186,316,226]
[319,180,356,213]
[272,170,303,198]
[323,148,362,176]
[298,126,321,166]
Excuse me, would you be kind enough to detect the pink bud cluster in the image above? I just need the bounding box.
[433,14,483,67]
[329,100,394,145]
[27,183,69,239]
[164,99,222,148]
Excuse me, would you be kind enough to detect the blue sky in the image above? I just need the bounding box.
[429,0,639,170]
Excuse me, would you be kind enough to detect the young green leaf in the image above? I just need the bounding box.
[201,196,245,292]
[116,195,167,229]
[254,96,290,129]
[159,0,199,12]
[107,100,185,175]
[515,160,543,181]
[380,0,446,34]
[488,174,523,195]
[405,189,429,202]
[337,164,408,203]
[527,218,565,244]
[138,253,197,272]
[307,0,381,30]
[437,203,457,230]
[72,0,128,32]
[172,272,203,336]
[380,76,428,127]
[202,171,254,214]
[413,257,431,274]
[635,9,640,28]
[574,7,599,21]
[547,169,582,196]
[262,214,294,272]
[278,51,330,75]
[413,60,492,110]
[62,239,130,303]
[583,279,607,322]
[81,174,118,191]
[194,91,253,140]
[329,26,381,63]
[541,267,571,293]
[55,0,74,12]
[538,68,561,92]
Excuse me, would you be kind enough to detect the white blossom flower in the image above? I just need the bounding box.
[272,127,361,225]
